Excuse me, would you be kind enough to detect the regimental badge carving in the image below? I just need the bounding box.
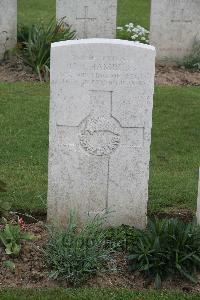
[79,116,121,156]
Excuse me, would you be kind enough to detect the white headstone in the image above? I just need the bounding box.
[48,39,155,229]
[56,0,117,39]
[150,0,200,62]
[0,0,17,59]
[196,168,200,225]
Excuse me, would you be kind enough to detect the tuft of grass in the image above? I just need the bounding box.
[180,41,200,71]
[43,213,114,286]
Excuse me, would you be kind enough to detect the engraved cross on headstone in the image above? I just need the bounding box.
[58,90,144,216]
[171,9,192,42]
[76,6,96,38]
[79,90,144,156]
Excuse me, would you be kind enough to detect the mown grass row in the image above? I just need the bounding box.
[0,288,200,300]
[0,83,199,214]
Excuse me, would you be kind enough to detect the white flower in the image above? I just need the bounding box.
[131,34,139,40]
[132,28,139,33]
[128,23,134,27]
[119,22,149,44]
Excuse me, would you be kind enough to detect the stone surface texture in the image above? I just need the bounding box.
[0,0,17,59]
[56,0,117,39]
[150,0,200,62]
[48,39,155,229]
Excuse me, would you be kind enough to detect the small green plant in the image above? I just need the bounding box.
[0,220,36,256]
[117,23,149,44]
[127,218,200,289]
[105,225,137,251]
[3,260,16,272]
[180,40,200,70]
[44,213,114,286]
[18,18,76,81]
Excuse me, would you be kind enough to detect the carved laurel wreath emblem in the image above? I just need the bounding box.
[79,116,121,156]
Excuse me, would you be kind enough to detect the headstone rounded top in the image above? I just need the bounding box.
[51,38,156,52]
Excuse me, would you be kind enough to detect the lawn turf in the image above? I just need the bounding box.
[0,83,49,213]
[150,86,200,213]
[0,289,200,300]
[0,83,199,215]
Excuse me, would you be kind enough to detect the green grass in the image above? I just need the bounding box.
[18,0,151,29]
[0,289,200,300]
[0,83,49,212]
[150,86,200,213]
[0,83,199,214]
[18,0,55,26]
[117,0,150,29]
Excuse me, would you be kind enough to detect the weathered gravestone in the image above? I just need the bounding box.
[48,39,155,229]
[0,0,17,59]
[56,0,117,39]
[150,0,200,62]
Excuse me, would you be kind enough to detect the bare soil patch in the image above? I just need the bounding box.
[0,219,200,293]
[150,209,194,223]
[156,65,200,86]
[0,58,200,86]
[0,58,38,82]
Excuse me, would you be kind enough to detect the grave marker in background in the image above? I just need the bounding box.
[48,39,155,229]
[0,0,17,59]
[56,0,117,38]
[150,0,200,62]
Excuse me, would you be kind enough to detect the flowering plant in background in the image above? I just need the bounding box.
[117,23,149,44]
